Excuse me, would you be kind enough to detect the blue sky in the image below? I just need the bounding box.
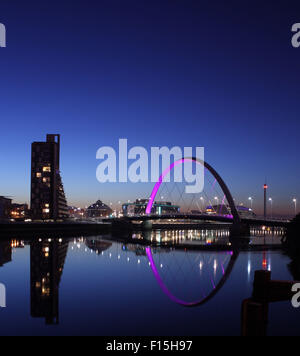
[0,0,300,214]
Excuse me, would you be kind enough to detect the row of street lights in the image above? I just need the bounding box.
[107,196,298,217]
[200,196,297,217]
[249,196,297,217]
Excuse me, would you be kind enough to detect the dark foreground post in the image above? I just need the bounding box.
[241,270,298,336]
[241,299,268,336]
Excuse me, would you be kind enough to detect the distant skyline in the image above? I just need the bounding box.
[0,0,300,215]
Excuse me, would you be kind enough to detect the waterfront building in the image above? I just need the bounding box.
[86,200,112,218]
[0,196,12,220]
[122,199,180,216]
[30,134,68,220]
[10,203,29,220]
[68,206,86,219]
[206,204,256,218]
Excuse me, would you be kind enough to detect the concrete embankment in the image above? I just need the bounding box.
[0,222,112,238]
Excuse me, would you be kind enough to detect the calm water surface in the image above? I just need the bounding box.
[0,230,299,336]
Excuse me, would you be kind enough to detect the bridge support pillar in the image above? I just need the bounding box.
[230,223,250,238]
[141,220,152,231]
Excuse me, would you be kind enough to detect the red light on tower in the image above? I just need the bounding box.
[264,182,268,220]
[262,251,267,270]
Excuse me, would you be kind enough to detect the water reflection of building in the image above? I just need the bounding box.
[122,244,148,256]
[85,239,112,254]
[11,240,25,249]
[123,199,180,216]
[30,239,68,324]
[0,241,12,267]
[136,229,231,245]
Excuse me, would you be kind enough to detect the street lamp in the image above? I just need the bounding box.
[269,198,273,219]
[248,197,253,209]
[200,197,204,212]
[293,198,297,216]
[214,197,219,214]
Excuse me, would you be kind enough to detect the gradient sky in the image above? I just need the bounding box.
[0,0,300,215]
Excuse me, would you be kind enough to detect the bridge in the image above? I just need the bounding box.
[108,213,288,236]
[111,213,288,227]
[108,157,289,237]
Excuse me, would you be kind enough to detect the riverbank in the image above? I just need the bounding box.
[0,221,111,238]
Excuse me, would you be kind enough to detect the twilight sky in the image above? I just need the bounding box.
[0,0,300,215]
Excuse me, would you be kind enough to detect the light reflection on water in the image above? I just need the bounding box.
[131,226,284,246]
[0,228,298,336]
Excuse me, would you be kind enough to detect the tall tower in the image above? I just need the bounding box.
[30,134,68,220]
[263,182,268,220]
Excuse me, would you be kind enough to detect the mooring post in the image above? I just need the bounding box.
[241,299,267,336]
[253,270,271,302]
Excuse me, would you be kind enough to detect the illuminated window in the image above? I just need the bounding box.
[42,287,50,296]
[42,208,50,213]
[44,203,49,208]
[43,177,50,183]
[36,173,42,178]
[42,167,51,172]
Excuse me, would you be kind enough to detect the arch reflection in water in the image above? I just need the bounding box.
[146,246,238,307]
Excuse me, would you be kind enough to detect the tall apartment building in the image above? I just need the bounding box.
[30,134,68,220]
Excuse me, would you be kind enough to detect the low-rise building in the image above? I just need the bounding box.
[122,199,180,216]
[10,203,29,220]
[206,204,256,218]
[86,200,112,218]
[0,196,12,220]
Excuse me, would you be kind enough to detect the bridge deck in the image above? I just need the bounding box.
[112,214,289,228]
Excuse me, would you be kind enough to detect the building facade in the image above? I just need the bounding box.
[10,203,29,220]
[205,204,256,218]
[0,196,12,220]
[86,200,112,218]
[122,199,180,216]
[30,134,68,220]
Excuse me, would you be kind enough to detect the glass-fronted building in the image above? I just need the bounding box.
[122,199,180,216]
